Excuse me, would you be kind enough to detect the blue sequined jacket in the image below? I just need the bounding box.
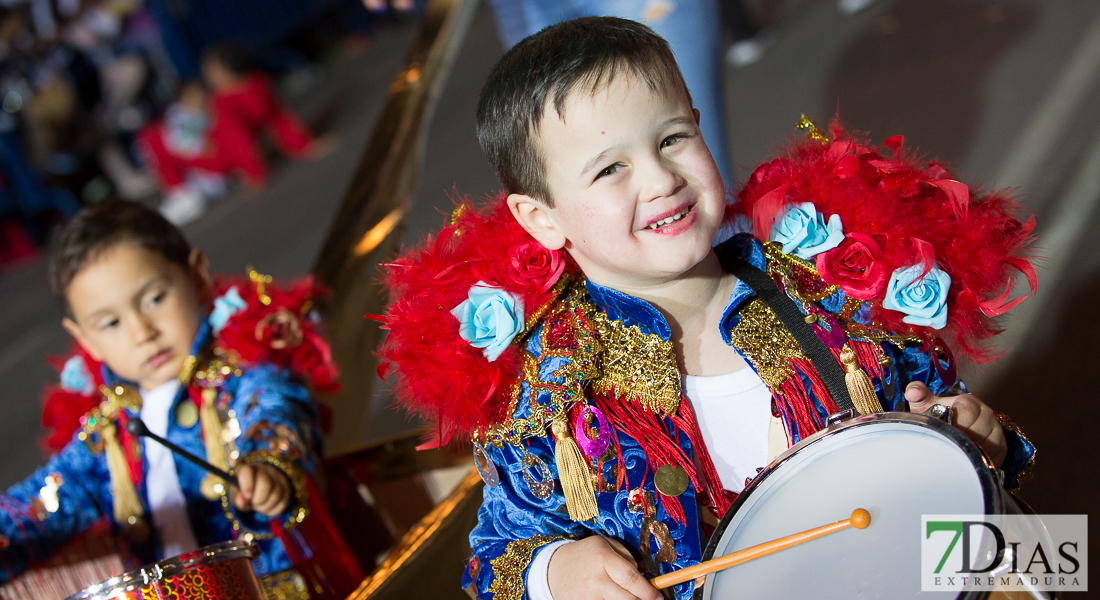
[0,324,324,582]
[462,235,1036,600]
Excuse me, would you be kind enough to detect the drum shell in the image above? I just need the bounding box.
[63,540,264,600]
[694,412,1026,600]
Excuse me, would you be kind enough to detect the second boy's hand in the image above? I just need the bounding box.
[232,463,292,516]
[125,416,292,516]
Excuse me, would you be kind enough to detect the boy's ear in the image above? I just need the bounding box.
[693,107,701,125]
[62,318,104,363]
[188,248,213,302]
[507,193,566,251]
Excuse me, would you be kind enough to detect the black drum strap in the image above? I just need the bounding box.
[717,248,855,414]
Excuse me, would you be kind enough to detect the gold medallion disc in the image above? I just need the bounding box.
[175,400,199,429]
[654,464,689,497]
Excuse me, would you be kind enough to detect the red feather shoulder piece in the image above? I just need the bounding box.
[376,197,577,445]
[729,119,1037,361]
[41,347,104,453]
[211,272,341,395]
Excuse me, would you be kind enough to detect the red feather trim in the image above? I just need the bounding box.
[730,119,1038,362]
[212,275,341,394]
[377,196,578,442]
[41,347,103,454]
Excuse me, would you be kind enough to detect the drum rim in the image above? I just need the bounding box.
[62,540,259,600]
[695,412,1001,600]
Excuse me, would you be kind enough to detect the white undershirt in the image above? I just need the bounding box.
[682,368,773,494]
[526,369,775,600]
[140,380,200,558]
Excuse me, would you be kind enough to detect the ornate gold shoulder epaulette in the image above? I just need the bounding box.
[78,384,146,536]
[478,283,682,448]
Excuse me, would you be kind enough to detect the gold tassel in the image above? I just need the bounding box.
[551,420,598,521]
[101,421,143,525]
[199,387,229,499]
[840,345,883,416]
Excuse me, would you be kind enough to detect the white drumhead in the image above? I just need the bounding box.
[700,418,991,599]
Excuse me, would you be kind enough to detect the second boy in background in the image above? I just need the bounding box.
[379,17,1037,600]
[2,200,362,598]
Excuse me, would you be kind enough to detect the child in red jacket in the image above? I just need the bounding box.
[136,81,231,225]
[201,43,321,184]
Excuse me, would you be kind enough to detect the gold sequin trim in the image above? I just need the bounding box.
[193,348,243,387]
[581,295,681,417]
[995,412,1035,491]
[728,299,806,388]
[220,450,310,535]
[844,322,923,349]
[763,243,837,304]
[79,385,144,453]
[798,115,829,144]
[259,567,314,600]
[481,355,572,446]
[488,535,562,600]
[479,283,681,447]
[249,268,274,306]
[479,287,594,447]
[522,274,576,335]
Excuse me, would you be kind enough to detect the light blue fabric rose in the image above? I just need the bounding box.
[60,355,94,395]
[450,282,525,362]
[209,286,247,335]
[771,202,845,259]
[882,264,951,329]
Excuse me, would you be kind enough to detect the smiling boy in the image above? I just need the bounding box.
[379,16,1036,600]
[1,200,361,597]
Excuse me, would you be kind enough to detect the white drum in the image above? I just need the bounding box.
[696,412,1043,600]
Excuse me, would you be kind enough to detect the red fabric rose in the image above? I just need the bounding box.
[816,233,886,300]
[508,241,565,292]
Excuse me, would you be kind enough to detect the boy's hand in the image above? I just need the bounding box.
[905,382,1007,468]
[548,536,661,600]
[233,463,292,516]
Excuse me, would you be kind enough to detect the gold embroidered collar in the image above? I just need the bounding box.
[478,284,681,447]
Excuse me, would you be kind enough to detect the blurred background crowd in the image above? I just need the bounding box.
[0,0,392,270]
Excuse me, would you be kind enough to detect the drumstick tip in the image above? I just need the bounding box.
[850,508,871,529]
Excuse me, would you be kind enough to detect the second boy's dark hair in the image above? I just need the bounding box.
[201,40,256,76]
[50,200,192,316]
[476,16,692,207]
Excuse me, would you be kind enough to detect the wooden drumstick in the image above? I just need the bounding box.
[651,508,872,590]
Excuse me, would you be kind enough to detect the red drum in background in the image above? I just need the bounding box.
[64,541,263,600]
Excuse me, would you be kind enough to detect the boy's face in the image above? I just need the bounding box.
[508,73,726,291]
[179,84,207,111]
[201,58,237,91]
[62,243,210,392]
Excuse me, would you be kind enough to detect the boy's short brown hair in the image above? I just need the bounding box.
[50,200,192,315]
[476,16,692,207]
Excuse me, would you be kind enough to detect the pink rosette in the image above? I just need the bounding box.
[815,233,887,300]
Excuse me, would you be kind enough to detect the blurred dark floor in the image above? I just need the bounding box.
[1,0,1098,534]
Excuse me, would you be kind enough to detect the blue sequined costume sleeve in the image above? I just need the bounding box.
[0,434,110,581]
[219,363,325,578]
